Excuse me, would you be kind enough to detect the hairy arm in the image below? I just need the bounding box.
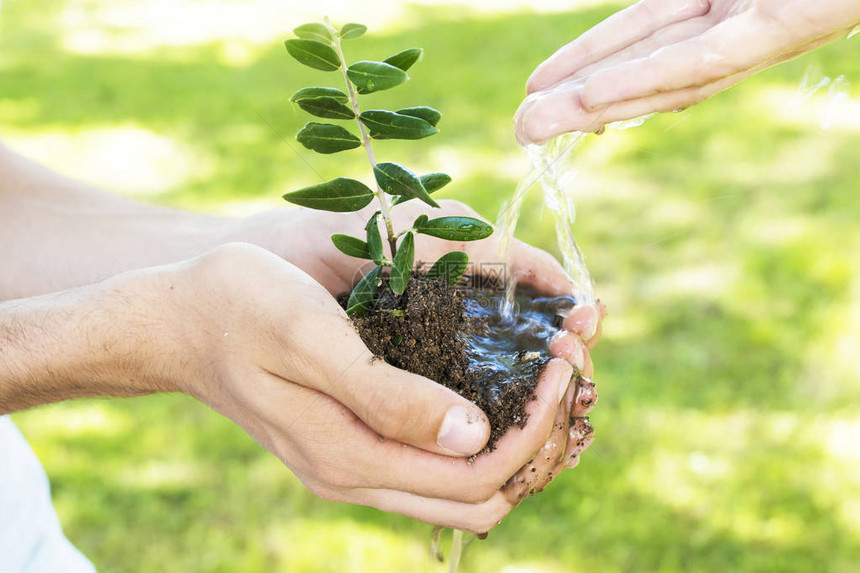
[0,273,173,414]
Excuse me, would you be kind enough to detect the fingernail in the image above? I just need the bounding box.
[569,342,586,372]
[557,373,571,406]
[437,406,488,455]
[577,378,597,410]
[514,96,539,146]
[551,331,585,371]
[569,305,599,341]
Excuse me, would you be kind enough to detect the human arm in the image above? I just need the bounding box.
[516,0,860,144]
[0,140,602,531]
[0,242,593,532]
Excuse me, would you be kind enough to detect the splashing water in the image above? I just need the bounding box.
[822,75,850,130]
[497,117,652,320]
[796,64,851,130]
[526,133,592,303]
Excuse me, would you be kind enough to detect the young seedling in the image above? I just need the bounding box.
[282,20,493,316]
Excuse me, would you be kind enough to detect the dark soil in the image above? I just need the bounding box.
[342,274,574,451]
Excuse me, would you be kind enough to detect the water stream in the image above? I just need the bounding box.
[497,117,651,317]
[443,117,652,571]
[497,131,594,320]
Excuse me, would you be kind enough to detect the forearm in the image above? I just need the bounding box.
[0,271,176,414]
[0,140,229,299]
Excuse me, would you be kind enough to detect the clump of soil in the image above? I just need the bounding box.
[342,275,573,451]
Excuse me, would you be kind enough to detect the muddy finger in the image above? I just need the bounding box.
[571,377,597,417]
[500,381,575,505]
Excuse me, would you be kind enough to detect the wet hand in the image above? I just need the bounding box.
[517,0,860,144]
[90,242,590,532]
[217,204,605,526]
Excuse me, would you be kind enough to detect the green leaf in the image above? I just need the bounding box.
[346,266,382,317]
[413,214,429,229]
[416,216,494,241]
[291,87,349,103]
[390,232,415,295]
[340,23,367,40]
[296,122,361,154]
[284,39,340,71]
[396,106,441,127]
[384,48,423,71]
[293,96,354,120]
[294,23,333,44]
[283,177,374,212]
[420,172,453,193]
[425,252,470,286]
[391,173,452,206]
[347,61,408,94]
[374,162,439,208]
[291,88,352,119]
[359,110,438,140]
[331,234,371,259]
[366,212,384,264]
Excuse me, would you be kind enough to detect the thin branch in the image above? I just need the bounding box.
[332,28,398,258]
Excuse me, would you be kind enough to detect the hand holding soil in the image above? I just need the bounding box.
[215,200,603,529]
[1,235,599,533]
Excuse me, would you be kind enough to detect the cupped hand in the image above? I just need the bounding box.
[215,201,604,521]
[516,0,860,144]
[99,241,592,532]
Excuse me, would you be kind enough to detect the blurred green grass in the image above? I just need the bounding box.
[3,1,860,572]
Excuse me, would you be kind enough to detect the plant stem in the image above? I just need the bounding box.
[448,529,465,573]
[332,32,398,258]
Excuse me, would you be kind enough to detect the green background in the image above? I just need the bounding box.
[3,1,860,571]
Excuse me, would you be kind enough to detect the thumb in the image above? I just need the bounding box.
[332,357,491,457]
[277,295,491,458]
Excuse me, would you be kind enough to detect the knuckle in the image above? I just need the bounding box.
[208,241,264,264]
[456,479,500,504]
[354,380,423,440]
[649,0,709,19]
[470,483,500,504]
[468,505,511,535]
[349,385,405,439]
[195,242,264,283]
[691,0,711,17]
[369,404,409,439]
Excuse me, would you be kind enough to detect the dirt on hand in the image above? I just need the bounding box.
[345,276,541,451]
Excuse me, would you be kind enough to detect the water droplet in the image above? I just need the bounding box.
[821,75,849,130]
[797,63,830,104]
[796,64,851,130]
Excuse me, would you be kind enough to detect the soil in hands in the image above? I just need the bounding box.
[342,274,575,451]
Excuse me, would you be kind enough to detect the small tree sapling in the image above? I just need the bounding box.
[282,20,493,315]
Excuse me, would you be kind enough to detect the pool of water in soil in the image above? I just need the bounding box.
[462,285,576,401]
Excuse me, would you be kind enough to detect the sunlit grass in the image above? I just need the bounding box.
[3,125,210,195]
[3,0,860,571]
